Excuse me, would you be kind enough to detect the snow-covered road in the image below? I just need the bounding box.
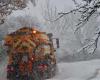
[48,59,100,80]
[1,59,100,80]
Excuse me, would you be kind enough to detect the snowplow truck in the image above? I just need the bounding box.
[4,27,59,80]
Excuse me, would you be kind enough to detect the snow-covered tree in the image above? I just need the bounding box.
[41,0,93,61]
[55,0,100,55]
[0,0,37,24]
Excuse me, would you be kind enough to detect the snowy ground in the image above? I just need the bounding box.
[48,59,100,80]
[1,59,100,80]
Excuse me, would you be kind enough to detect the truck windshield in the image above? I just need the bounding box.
[35,44,51,56]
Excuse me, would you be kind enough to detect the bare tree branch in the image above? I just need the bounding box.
[55,4,88,21]
[54,0,100,54]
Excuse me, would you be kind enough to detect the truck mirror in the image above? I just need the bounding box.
[52,38,60,49]
[56,38,59,48]
[47,33,53,38]
[47,33,59,49]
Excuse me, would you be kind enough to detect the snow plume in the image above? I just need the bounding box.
[0,0,47,34]
[7,15,44,30]
[0,15,45,35]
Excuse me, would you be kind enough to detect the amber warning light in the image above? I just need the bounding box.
[33,30,37,34]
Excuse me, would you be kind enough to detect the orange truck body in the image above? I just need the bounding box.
[4,27,58,80]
